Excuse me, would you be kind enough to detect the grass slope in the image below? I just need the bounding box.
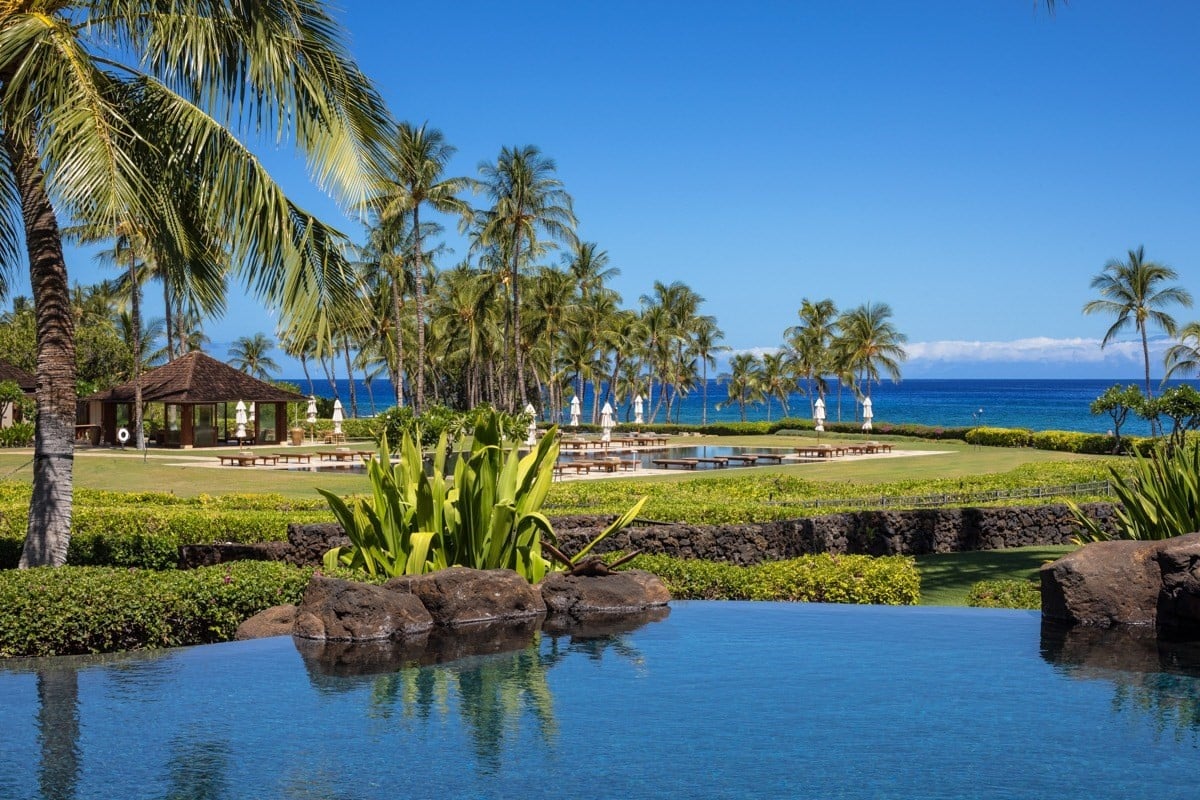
[914,546,1074,606]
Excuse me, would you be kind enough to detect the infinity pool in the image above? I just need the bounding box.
[2,603,1197,799]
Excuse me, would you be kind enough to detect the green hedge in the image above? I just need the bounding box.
[966,426,1156,456]
[965,579,1041,610]
[0,562,314,657]
[627,553,920,605]
[0,505,333,569]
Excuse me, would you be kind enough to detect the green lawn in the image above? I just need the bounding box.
[914,546,1075,606]
[0,433,1114,498]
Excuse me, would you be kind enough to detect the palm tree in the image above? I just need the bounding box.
[477,145,577,408]
[760,351,792,421]
[366,123,473,413]
[1164,321,1200,381]
[785,298,838,417]
[690,316,726,425]
[837,302,908,405]
[1084,246,1193,400]
[0,1,388,567]
[228,333,281,381]
[718,353,763,422]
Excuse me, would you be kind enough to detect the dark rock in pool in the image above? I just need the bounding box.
[385,566,546,626]
[294,575,434,641]
[1041,532,1200,637]
[541,605,671,637]
[539,569,671,619]
[235,604,297,640]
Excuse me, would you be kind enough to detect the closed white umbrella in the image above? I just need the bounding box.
[332,398,344,435]
[235,400,247,442]
[862,397,874,432]
[525,403,537,446]
[569,395,581,427]
[600,401,614,444]
[634,393,644,425]
[814,397,826,439]
[306,396,318,425]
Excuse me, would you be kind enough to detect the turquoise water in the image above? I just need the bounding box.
[2,602,1198,799]
[304,378,1200,434]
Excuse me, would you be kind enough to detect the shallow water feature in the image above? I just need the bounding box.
[2,603,1198,799]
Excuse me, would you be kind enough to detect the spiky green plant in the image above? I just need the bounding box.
[321,409,646,581]
[1068,445,1200,542]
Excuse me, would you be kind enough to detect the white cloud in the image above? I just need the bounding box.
[905,337,1151,364]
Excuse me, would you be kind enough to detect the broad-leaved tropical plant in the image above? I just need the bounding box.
[322,408,646,581]
[1068,445,1200,542]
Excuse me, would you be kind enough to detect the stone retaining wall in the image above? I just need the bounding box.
[554,503,1119,566]
[179,504,1120,569]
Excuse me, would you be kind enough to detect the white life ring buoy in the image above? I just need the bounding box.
[117,427,130,444]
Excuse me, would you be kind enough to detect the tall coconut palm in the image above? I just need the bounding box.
[477,145,577,408]
[228,333,280,381]
[0,0,390,567]
[785,298,838,417]
[718,353,764,422]
[690,315,726,425]
[366,123,473,413]
[1083,246,1193,400]
[836,302,908,404]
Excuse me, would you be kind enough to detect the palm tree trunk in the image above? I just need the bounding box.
[162,277,175,360]
[701,362,709,425]
[300,354,315,396]
[412,205,426,414]
[390,263,405,408]
[130,259,144,449]
[9,129,76,568]
[1141,326,1159,436]
[511,235,527,409]
[341,338,357,417]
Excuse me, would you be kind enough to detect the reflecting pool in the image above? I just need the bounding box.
[2,602,1198,799]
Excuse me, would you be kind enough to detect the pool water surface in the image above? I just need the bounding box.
[1,602,1197,799]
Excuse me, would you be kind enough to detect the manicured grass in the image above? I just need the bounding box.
[0,434,1115,498]
[914,546,1075,606]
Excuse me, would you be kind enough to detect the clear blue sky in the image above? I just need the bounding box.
[25,0,1200,379]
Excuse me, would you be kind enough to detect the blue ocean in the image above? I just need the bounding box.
[288,377,1199,436]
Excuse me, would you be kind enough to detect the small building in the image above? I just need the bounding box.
[84,351,304,447]
[0,359,35,427]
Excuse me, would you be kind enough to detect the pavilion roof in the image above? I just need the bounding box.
[86,351,303,404]
[0,360,35,393]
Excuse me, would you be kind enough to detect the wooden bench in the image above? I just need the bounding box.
[753,453,787,464]
[795,445,844,459]
[318,450,358,462]
[273,453,312,464]
[617,458,641,471]
[323,432,346,445]
[864,442,893,453]
[255,454,280,466]
[652,458,699,470]
[724,454,760,465]
[694,457,729,468]
[217,454,258,467]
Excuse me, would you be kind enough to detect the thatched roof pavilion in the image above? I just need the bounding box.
[0,360,35,394]
[85,351,304,447]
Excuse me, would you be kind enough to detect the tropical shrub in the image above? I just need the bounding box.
[965,427,1034,448]
[966,579,1041,610]
[1069,445,1200,542]
[321,410,646,581]
[626,553,920,605]
[0,422,33,447]
[0,562,313,657]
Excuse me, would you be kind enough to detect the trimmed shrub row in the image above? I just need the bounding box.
[0,562,313,658]
[0,505,332,569]
[627,552,921,605]
[964,426,1156,455]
